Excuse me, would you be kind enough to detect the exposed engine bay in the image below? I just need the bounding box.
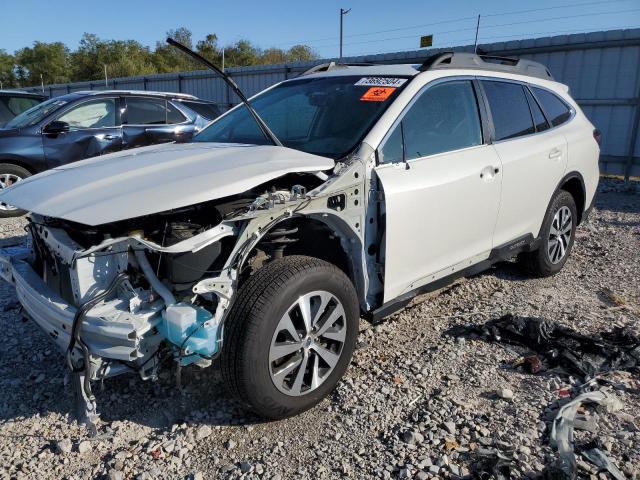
[3,154,374,431]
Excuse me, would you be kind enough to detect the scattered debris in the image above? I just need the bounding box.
[447,314,640,379]
[496,388,514,400]
[544,390,627,480]
[581,448,626,480]
[469,448,514,480]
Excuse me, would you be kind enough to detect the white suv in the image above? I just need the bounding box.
[0,52,599,425]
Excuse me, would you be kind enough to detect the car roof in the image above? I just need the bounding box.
[298,53,555,83]
[299,63,420,79]
[69,90,198,99]
[0,90,47,98]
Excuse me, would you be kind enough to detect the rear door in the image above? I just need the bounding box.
[121,96,195,149]
[374,79,502,302]
[481,80,568,246]
[42,97,123,168]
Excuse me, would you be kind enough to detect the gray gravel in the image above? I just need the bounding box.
[0,178,639,480]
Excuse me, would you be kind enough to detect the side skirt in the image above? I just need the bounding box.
[365,234,537,324]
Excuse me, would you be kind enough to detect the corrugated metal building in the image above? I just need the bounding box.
[21,28,640,177]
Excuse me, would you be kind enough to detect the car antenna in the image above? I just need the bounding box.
[166,37,282,147]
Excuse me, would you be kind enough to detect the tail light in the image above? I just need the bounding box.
[593,128,602,146]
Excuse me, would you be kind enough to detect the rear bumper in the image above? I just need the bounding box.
[0,248,159,364]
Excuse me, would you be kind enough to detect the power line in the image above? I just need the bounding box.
[482,0,635,18]
[345,24,640,57]
[306,8,639,51]
[270,0,635,49]
[481,7,640,30]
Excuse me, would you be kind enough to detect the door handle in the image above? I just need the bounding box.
[549,149,562,160]
[103,134,118,140]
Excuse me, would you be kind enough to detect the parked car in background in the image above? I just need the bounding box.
[0,90,221,216]
[0,90,46,126]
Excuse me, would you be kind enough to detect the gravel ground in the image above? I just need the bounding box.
[0,177,638,480]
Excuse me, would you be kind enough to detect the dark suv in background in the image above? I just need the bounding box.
[0,90,46,126]
[0,90,221,216]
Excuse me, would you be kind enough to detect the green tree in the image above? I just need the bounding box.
[223,39,260,67]
[196,34,222,66]
[0,50,17,88]
[153,27,201,72]
[260,47,287,65]
[70,33,155,82]
[15,41,70,85]
[286,44,318,63]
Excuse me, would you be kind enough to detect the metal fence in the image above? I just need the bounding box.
[21,28,640,178]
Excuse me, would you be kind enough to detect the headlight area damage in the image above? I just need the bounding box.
[0,155,369,433]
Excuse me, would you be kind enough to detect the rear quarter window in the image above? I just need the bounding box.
[531,87,572,127]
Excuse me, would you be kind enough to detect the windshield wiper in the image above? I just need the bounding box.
[166,38,282,147]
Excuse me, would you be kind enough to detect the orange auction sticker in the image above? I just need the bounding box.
[360,87,396,102]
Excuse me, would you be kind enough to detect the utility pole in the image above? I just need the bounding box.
[104,64,108,87]
[339,8,351,60]
[222,48,225,72]
[474,15,481,54]
[40,73,44,93]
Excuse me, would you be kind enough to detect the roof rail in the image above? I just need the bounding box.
[300,61,375,76]
[419,52,553,80]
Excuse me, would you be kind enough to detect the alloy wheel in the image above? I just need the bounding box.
[547,205,572,264]
[269,290,346,396]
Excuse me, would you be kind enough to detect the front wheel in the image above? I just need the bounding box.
[221,255,359,419]
[0,163,30,217]
[518,190,577,277]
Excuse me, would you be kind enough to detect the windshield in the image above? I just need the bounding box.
[5,97,68,129]
[193,75,409,159]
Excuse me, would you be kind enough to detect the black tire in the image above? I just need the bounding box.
[221,255,359,419]
[518,190,577,277]
[0,163,30,218]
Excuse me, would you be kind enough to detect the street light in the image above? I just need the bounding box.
[339,8,351,60]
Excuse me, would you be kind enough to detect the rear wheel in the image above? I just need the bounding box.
[519,190,577,277]
[221,255,359,419]
[0,163,30,217]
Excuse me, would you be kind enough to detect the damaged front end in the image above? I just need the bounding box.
[0,155,369,432]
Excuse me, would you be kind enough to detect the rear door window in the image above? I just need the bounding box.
[524,88,550,132]
[125,97,180,125]
[531,87,572,127]
[166,102,187,124]
[482,81,535,141]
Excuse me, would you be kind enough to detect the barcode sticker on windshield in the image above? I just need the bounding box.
[355,77,407,87]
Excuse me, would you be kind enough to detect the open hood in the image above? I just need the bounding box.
[0,142,334,226]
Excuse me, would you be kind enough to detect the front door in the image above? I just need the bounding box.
[374,79,502,303]
[43,97,122,168]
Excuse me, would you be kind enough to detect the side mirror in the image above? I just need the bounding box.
[43,120,70,135]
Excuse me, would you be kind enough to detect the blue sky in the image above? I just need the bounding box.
[1,0,639,58]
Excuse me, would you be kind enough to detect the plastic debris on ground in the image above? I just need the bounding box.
[446,314,640,379]
[445,314,639,480]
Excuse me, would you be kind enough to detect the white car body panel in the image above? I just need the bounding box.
[375,144,502,302]
[364,69,599,303]
[491,129,568,246]
[0,142,334,226]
